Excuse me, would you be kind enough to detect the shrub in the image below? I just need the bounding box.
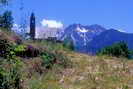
[128,50,133,59]
[41,51,55,69]
[0,37,40,58]
[41,50,71,69]
[0,0,9,5]
[14,45,27,57]
[25,45,40,57]
[14,44,40,58]
[14,45,27,52]
[54,51,71,68]
[0,39,14,58]
[97,42,130,58]
[0,10,13,30]
[63,37,74,51]
[0,57,23,89]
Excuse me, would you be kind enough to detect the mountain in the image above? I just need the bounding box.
[87,29,133,54]
[59,24,133,54]
[58,24,106,52]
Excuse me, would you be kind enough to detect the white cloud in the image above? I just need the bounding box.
[41,19,63,28]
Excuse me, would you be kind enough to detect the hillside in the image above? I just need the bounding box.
[25,52,133,89]
[0,30,133,89]
[57,52,133,89]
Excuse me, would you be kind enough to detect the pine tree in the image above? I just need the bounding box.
[0,10,13,30]
[63,37,74,50]
[0,0,9,5]
[97,41,130,58]
[30,12,36,40]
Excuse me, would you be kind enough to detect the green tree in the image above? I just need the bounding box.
[97,42,130,58]
[0,10,13,30]
[0,0,9,5]
[128,50,133,59]
[63,37,74,51]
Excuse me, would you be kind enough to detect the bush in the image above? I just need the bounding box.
[14,44,40,58]
[0,0,9,5]
[14,45,26,52]
[97,42,130,58]
[0,39,14,58]
[0,38,24,89]
[41,50,71,69]
[0,10,13,30]
[25,45,40,57]
[0,57,23,89]
[14,45,27,57]
[0,37,40,58]
[54,51,71,68]
[63,37,74,51]
[128,50,133,59]
[41,51,55,69]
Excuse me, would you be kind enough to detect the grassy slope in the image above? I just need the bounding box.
[27,51,133,89]
[63,53,133,89]
[0,29,133,89]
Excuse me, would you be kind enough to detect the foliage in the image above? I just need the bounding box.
[128,50,133,59]
[0,39,14,58]
[14,45,27,52]
[0,35,25,89]
[41,50,71,69]
[0,30,72,89]
[97,42,130,58]
[0,56,23,89]
[54,51,72,68]
[24,45,40,57]
[41,51,55,69]
[0,38,37,58]
[14,44,40,58]
[0,10,13,30]
[63,37,74,51]
[0,0,9,5]
[0,35,23,89]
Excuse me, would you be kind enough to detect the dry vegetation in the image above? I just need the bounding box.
[23,51,133,89]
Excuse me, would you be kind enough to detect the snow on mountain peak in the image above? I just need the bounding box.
[76,27,88,33]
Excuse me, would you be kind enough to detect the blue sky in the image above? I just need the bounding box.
[10,0,133,33]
